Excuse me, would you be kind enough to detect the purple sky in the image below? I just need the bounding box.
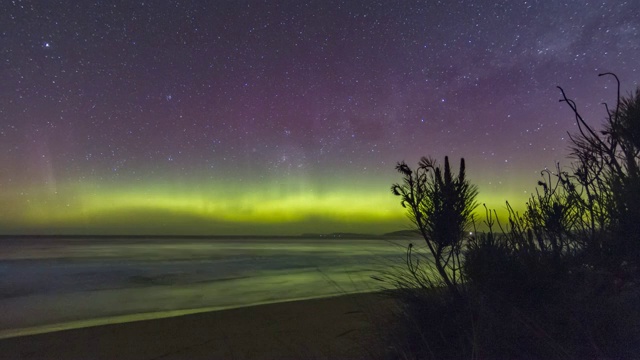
[0,0,638,235]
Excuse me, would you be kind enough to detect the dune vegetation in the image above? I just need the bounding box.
[381,74,640,359]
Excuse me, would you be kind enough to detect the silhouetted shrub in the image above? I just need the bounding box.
[390,156,478,298]
[384,75,640,359]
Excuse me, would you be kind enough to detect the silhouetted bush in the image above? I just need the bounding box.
[390,156,478,298]
[383,75,640,359]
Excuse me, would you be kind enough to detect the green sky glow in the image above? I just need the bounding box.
[0,175,533,235]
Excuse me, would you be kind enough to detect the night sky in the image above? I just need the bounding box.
[0,1,638,235]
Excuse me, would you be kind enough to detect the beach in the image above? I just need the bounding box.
[0,292,397,359]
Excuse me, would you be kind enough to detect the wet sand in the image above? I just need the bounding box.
[0,292,398,359]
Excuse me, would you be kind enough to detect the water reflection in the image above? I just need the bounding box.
[0,237,417,337]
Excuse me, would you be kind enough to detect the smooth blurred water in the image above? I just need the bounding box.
[0,236,415,337]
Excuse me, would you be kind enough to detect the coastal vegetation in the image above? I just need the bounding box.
[384,74,640,359]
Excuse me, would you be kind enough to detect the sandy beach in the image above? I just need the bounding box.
[0,292,398,359]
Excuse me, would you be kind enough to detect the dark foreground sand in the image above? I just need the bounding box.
[0,293,398,359]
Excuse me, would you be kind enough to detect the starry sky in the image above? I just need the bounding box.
[0,0,638,235]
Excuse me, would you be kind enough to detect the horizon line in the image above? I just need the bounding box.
[0,231,420,239]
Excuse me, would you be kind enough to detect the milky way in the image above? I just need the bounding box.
[0,1,638,235]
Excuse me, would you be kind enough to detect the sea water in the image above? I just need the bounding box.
[0,236,417,337]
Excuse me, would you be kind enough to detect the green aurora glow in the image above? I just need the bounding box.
[0,174,533,235]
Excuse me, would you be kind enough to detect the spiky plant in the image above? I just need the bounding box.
[391,156,478,297]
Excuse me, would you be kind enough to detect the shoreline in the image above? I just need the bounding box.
[0,291,398,359]
[0,290,376,340]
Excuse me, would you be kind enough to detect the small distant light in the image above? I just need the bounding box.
[469,232,473,235]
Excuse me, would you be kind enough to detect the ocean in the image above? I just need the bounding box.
[0,236,418,338]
